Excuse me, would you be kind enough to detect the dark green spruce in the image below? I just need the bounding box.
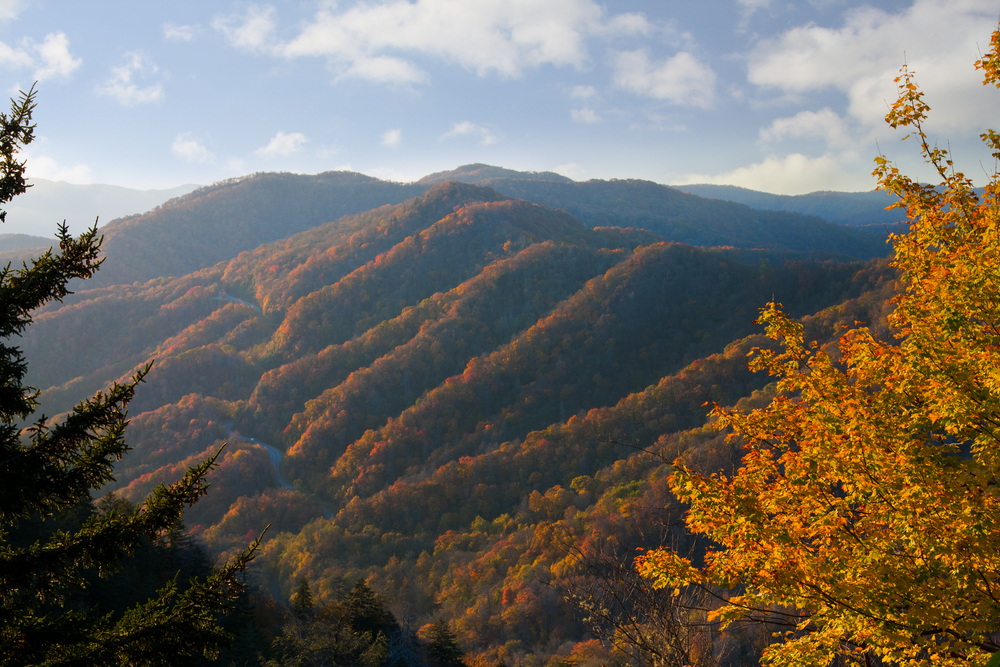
[0,87,262,666]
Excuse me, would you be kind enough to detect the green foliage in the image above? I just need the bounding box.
[266,581,406,667]
[292,579,314,620]
[0,87,261,666]
[426,618,465,667]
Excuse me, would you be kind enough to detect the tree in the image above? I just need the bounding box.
[426,618,465,667]
[292,578,315,620]
[637,25,1000,667]
[266,581,401,667]
[0,86,261,665]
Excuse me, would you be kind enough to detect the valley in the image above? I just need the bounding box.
[20,165,900,665]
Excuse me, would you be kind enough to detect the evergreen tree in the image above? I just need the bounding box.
[292,579,314,620]
[343,579,400,641]
[0,87,261,665]
[426,618,464,667]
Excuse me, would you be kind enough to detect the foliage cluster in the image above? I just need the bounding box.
[638,26,1000,667]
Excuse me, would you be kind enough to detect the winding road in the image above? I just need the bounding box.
[225,423,333,519]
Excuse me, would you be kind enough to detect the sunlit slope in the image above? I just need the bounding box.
[296,244,881,499]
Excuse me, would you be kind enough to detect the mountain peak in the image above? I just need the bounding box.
[417,164,572,185]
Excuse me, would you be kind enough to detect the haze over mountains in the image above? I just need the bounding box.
[14,163,905,664]
[8,178,199,237]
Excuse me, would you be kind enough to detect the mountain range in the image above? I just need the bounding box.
[18,164,902,665]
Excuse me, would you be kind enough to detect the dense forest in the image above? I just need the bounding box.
[15,166,903,666]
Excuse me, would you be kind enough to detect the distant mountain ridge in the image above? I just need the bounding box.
[62,165,892,289]
[676,183,906,227]
[6,178,199,237]
[0,232,54,251]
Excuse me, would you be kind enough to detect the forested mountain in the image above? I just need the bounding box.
[0,232,54,264]
[20,173,903,665]
[51,166,891,293]
[84,171,427,288]
[471,177,889,257]
[418,163,572,185]
[676,183,906,227]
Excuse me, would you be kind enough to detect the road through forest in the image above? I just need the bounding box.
[225,423,333,519]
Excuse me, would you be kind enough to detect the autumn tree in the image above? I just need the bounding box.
[0,86,261,666]
[637,26,1000,667]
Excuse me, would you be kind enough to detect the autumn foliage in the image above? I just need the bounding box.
[638,26,1000,667]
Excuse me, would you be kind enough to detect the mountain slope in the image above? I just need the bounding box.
[17,176,905,666]
[475,177,890,257]
[86,171,425,288]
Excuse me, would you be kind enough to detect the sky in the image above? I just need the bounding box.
[1,0,998,195]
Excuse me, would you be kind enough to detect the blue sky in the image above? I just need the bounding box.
[2,0,997,194]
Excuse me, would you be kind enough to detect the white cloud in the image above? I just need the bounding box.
[0,32,81,81]
[341,55,427,85]
[315,145,343,159]
[612,49,715,108]
[213,4,276,52]
[738,0,771,11]
[33,33,82,81]
[759,108,853,148]
[0,41,32,70]
[677,153,875,195]
[440,121,498,146]
[23,152,91,184]
[256,130,307,157]
[216,0,648,86]
[570,84,596,99]
[602,12,650,36]
[163,23,196,41]
[98,52,164,106]
[571,107,600,123]
[747,0,998,134]
[227,157,247,173]
[0,0,26,22]
[381,129,402,148]
[172,134,213,163]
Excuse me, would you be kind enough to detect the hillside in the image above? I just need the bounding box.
[70,167,891,292]
[479,177,890,257]
[0,232,54,265]
[17,178,904,665]
[84,171,426,288]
